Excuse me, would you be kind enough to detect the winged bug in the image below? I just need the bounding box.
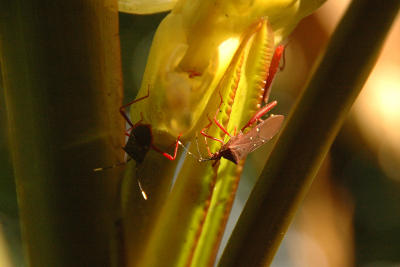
[94,87,182,199]
[177,96,283,165]
[180,45,286,165]
[196,98,283,165]
[194,44,286,164]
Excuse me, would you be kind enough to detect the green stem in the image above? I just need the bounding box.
[219,0,400,266]
[0,1,124,266]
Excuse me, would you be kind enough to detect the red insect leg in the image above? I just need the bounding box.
[241,100,277,132]
[213,116,231,137]
[151,133,182,160]
[211,91,232,138]
[263,44,285,103]
[200,116,224,156]
[201,116,225,144]
[119,86,150,127]
[124,112,144,137]
[200,91,228,143]
[279,44,286,71]
[200,91,237,155]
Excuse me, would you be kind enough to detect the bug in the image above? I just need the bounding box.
[95,87,182,169]
[119,88,182,164]
[193,98,284,165]
[94,87,182,199]
[178,44,287,164]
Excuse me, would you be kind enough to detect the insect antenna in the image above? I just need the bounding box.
[177,134,214,163]
[177,141,197,159]
[137,179,148,200]
[93,158,132,172]
[94,159,150,201]
[198,157,214,163]
[195,132,211,162]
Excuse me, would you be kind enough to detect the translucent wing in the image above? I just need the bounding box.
[229,115,284,161]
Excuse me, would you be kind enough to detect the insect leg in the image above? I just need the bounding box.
[93,158,132,172]
[212,91,232,138]
[241,100,277,132]
[151,133,182,161]
[119,86,150,127]
[124,113,144,137]
[200,116,225,144]
[137,180,148,200]
[213,116,232,137]
[279,44,287,71]
[200,116,224,157]
[263,44,285,103]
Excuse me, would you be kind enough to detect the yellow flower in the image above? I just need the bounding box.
[120,2,326,266]
[124,0,326,144]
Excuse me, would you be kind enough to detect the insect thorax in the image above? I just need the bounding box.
[123,124,152,164]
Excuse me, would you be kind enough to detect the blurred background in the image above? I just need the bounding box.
[1,1,399,266]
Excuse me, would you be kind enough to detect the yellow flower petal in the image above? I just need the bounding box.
[130,0,326,144]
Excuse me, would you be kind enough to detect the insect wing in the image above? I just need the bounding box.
[229,115,284,160]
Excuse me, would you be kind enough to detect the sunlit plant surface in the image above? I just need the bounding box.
[1,0,398,266]
[117,1,325,266]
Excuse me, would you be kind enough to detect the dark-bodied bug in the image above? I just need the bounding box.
[95,87,182,170]
[191,99,283,165]
[94,87,182,199]
[118,87,182,164]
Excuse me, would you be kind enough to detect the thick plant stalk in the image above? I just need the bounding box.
[0,1,124,266]
[219,0,400,266]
